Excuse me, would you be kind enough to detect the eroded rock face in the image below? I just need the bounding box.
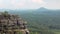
[0,12,29,34]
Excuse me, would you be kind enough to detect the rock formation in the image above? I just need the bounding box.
[0,11,29,34]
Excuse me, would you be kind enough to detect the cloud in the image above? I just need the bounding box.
[0,0,60,9]
[0,0,46,9]
[32,0,44,4]
[44,0,60,9]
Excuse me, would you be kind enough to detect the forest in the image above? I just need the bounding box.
[8,8,60,34]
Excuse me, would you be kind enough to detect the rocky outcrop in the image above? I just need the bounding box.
[0,12,29,34]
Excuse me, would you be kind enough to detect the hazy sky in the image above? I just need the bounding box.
[0,0,60,9]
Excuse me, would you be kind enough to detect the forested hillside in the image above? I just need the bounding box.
[8,8,60,34]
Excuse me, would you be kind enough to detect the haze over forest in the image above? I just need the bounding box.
[4,7,60,34]
[0,0,60,34]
